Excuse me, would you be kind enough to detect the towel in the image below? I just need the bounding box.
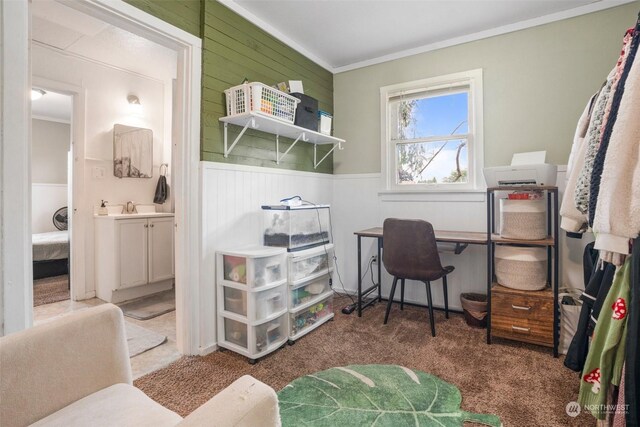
[153,175,169,204]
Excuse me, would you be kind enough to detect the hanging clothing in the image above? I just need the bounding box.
[625,239,639,426]
[573,70,616,218]
[565,243,617,372]
[578,259,631,420]
[560,93,598,233]
[590,25,640,255]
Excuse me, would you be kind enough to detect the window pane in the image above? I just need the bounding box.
[396,139,468,184]
[396,92,468,140]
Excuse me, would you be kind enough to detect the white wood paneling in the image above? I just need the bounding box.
[200,165,588,351]
[32,183,67,233]
[331,167,588,314]
[200,162,333,351]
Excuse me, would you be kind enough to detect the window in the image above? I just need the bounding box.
[381,69,484,192]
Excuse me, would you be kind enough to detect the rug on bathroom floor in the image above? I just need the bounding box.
[33,275,69,307]
[126,321,167,357]
[119,289,175,320]
[277,364,501,427]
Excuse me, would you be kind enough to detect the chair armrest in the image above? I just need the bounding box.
[177,375,280,427]
[0,304,132,427]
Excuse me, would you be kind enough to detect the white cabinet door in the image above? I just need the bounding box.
[116,218,148,289]
[148,217,174,283]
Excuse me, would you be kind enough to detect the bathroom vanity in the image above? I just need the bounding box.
[94,212,174,303]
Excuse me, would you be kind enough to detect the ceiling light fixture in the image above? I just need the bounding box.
[31,89,46,101]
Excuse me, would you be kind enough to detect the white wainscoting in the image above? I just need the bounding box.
[32,183,67,234]
[200,162,333,352]
[199,164,589,351]
[330,167,590,313]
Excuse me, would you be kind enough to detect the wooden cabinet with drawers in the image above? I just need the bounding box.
[490,285,554,347]
[486,186,559,357]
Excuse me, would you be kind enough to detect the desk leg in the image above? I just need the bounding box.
[377,238,382,302]
[357,235,362,317]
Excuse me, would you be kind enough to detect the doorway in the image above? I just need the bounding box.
[1,0,202,356]
[30,88,73,309]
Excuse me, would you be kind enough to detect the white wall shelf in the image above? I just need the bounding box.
[219,112,345,169]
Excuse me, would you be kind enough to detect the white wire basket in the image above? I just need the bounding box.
[224,82,299,124]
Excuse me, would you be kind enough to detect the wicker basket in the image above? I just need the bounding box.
[224,82,299,124]
[495,246,547,291]
[500,199,546,240]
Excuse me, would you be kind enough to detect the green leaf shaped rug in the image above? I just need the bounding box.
[278,365,501,426]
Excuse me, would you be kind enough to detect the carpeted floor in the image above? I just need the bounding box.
[135,295,594,426]
[33,275,70,307]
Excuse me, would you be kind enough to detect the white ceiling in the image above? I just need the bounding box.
[32,90,72,123]
[226,0,634,72]
[30,0,177,82]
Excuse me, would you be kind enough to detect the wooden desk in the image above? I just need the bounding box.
[353,227,488,317]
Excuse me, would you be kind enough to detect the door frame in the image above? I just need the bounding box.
[32,77,86,301]
[1,0,203,355]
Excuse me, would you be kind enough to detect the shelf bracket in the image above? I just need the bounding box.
[276,132,305,165]
[314,142,343,169]
[223,118,256,158]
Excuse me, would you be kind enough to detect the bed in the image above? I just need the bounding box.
[33,230,69,279]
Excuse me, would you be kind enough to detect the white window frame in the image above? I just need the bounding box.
[380,69,484,194]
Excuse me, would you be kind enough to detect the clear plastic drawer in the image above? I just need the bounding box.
[222,283,287,321]
[290,294,333,337]
[224,317,248,349]
[217,247,286,288]
[288,244,334,284]
[290,274,331,310]
[254,313,288,354]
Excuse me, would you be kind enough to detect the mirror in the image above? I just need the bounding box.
[113,124,153,178]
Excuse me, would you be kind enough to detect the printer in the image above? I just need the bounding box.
[483,151,557,187]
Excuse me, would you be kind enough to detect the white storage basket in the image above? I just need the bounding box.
[495,246,547,291]
[224,82,299,124]
[500,199,546,240]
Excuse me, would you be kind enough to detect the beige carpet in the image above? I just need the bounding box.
[135,295,594,426]
[33,275,69,307]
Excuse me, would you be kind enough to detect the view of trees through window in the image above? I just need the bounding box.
[394,91,469,185]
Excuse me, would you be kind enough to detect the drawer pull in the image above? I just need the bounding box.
[512,304,531,311]
[511,326,530,333]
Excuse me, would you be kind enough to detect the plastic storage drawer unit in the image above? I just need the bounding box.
[216,246,289,363]
[288,244,334,284]
[217,246,286,288]
[262,205,331,251]
[289,293,334,341]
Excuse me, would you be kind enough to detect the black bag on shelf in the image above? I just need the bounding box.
[290,93,318,132]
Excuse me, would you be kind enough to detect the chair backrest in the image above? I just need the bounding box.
[382,218,444,281]
[0,304,132,427]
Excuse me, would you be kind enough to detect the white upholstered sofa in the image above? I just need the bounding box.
[0,304,281,427]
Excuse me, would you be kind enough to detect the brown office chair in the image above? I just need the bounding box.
[382,218,454,336]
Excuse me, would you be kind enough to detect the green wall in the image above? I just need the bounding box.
[124,0,202,37]
[333,3,638,174]
[125,0,335,174]
[201,1,334,173]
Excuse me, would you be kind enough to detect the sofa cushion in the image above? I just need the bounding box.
[30,383,182,427]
